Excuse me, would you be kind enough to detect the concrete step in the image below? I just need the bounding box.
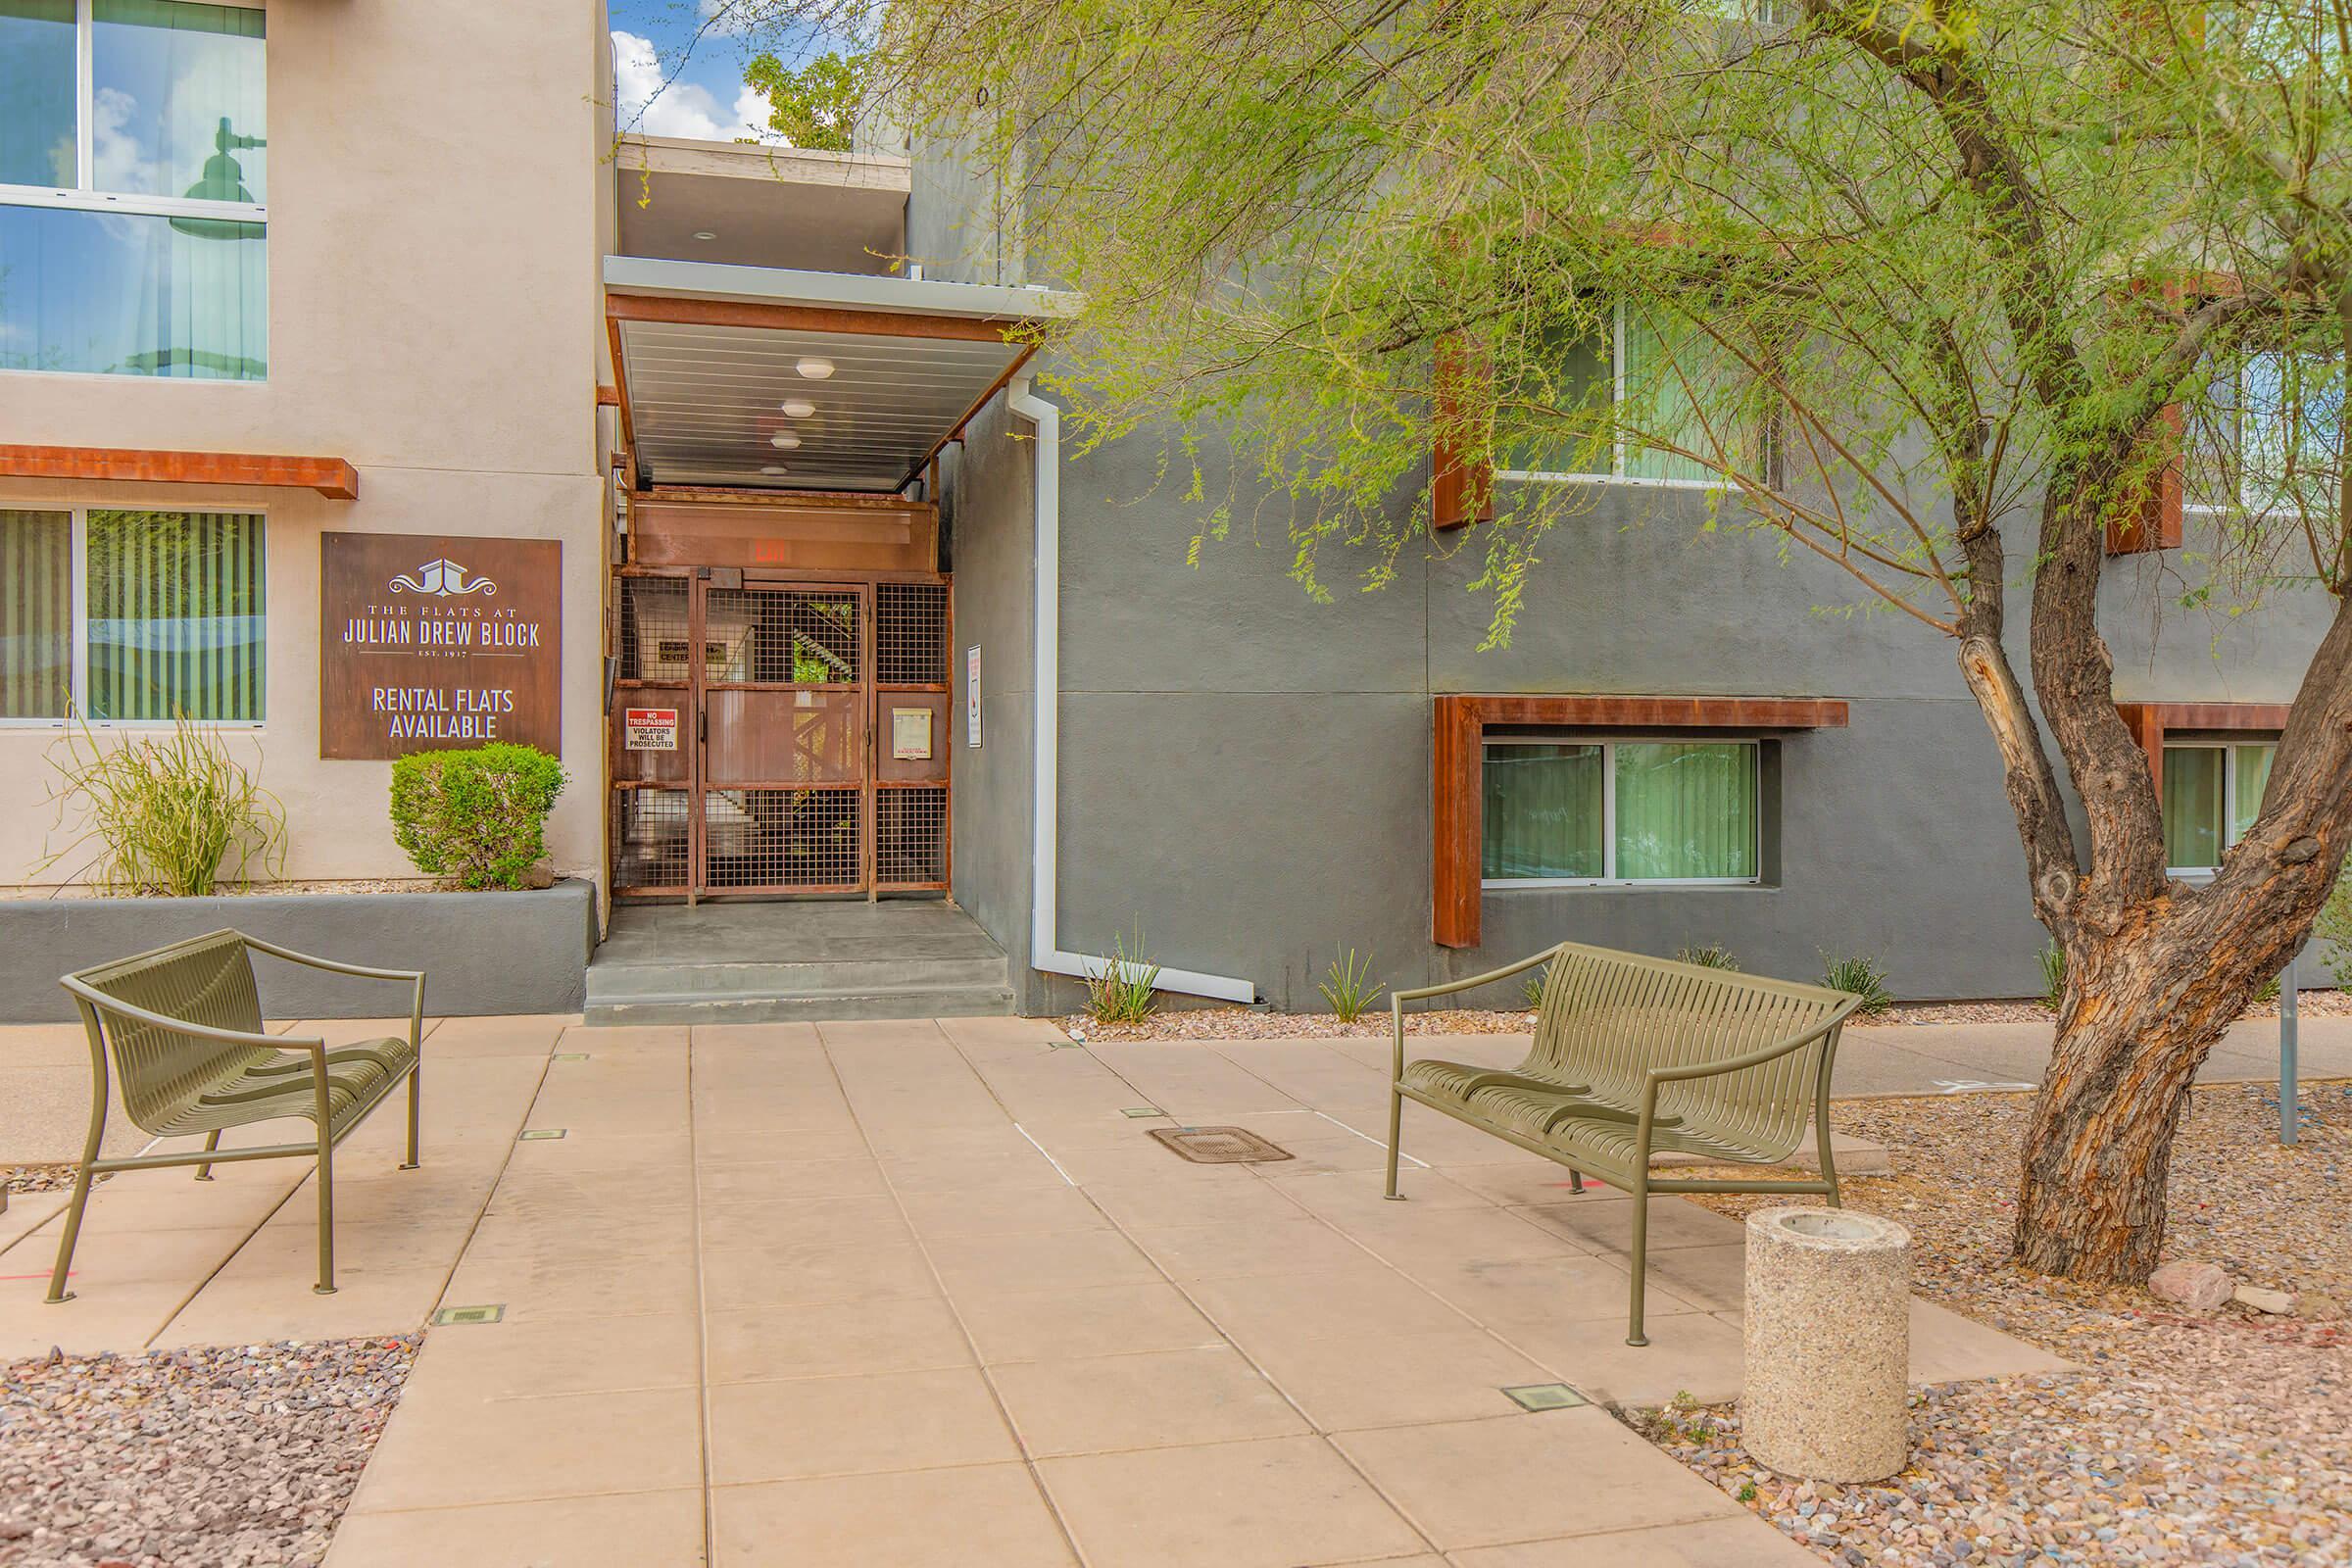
[585,955,1011,1001]
[584,982,1017,1026]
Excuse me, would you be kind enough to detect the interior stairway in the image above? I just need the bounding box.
[585,900,1017,1025]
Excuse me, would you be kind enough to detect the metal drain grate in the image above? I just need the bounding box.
[1149,1126,1295,1164]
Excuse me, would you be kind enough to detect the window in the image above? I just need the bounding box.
[2186,350,2343,517]
[1483,739,1759,885]
[2162,740,2274,872]
[1498,302,1748,487]
[0,508,265,722]
[0,0,267,379]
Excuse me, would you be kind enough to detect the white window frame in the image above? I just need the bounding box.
[0,505,268,729]
[0,1,268,235]
[1494,301,1729,492]
[1480,735,1763,889]
[2161,738,2274,877]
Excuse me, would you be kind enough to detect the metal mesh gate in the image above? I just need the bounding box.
[611,571,951,899]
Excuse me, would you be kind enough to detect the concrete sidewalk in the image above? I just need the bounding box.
[0,1014,2065,1567]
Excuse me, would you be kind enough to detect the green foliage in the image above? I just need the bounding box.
[388,744,566,891]
[1675,944,1740,971]
[744,50,866,152]
[1084,927,1160,1024]
[2039,943,2068,1011]
[38,714,285,896]
[1522,969,1548,1010]
[1318,948,1385,1022]
[1820,951,1894,1015]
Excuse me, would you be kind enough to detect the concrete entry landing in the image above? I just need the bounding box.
[585,900,1016,1026]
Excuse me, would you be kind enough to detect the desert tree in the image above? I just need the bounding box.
[715,0,2352,1283]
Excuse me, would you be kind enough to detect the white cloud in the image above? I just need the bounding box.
[611,30,775,142]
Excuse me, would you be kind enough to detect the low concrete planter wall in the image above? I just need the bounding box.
[0,881,597,1023]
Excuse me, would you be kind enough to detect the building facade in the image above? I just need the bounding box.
[0,8,2325,1016]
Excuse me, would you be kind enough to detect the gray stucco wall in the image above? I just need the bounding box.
[0,882,596,1022]
[946,392,1040,992]
[945,378,2329,1012]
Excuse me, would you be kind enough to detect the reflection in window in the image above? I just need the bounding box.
[0,1,77,188]
[92,0,268,201]
[0,0,267,380]
[1483,739,1759,884]
[1500,302,1748,485]
[0,205,266,377]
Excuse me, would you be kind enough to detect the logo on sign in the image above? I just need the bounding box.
[389,559,499,598]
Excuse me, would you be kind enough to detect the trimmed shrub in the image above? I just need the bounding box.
[389,744,566,890]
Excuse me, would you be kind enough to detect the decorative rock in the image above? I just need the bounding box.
[2233,1284,2295,1314]
[2148,1259,2234,1312]
[1740,1205,1913,1483]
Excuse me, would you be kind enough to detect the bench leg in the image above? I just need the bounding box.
[45,1162,97,1304]
[1569,1167,1585,1194]
[1625,1166,1651,1348]
[314,1130,338,1296]
[194,1130,220,1181]
[1384,1083,1405,1200]
[400,1063,421,1171]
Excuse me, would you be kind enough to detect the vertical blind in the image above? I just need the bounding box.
[0,510,266,722]
[1614,743,1758,879]
[85,510,265,720]
[0,511,73,718]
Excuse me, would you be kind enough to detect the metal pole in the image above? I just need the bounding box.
[2280,952,2299,1147]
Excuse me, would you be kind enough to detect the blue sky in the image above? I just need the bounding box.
[608,1,842,143]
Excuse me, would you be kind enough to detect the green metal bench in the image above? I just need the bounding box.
[1385,940,1859,1346]
[47,930,425,1303]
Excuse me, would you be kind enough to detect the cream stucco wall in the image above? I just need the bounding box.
[0,0,613,889]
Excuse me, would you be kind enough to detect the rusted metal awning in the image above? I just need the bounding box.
[0,445,359,499]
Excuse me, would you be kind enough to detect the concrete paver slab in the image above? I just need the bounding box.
[1450,1514,1826,1565]
[705,1295,974,1384]
[322,1487,707,1568]
[1243,1328,1557,1432]
[953,1280,1224,1365]
[1036,1434,1430,1568]
[706,1365,1020,1484]
[710,1464,1078,1568]
[1336,1407,1742,1550]
[991,1345,1309,1456]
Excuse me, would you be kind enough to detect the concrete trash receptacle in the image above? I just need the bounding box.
[1741,1205,1911,1482]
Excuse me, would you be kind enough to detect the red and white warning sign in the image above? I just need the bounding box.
[623,707,679,751]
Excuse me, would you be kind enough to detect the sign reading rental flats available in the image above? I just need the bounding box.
[319,532,563,760]
[624,708,679,751]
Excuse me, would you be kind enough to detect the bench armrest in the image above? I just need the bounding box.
[240,936,422,984]
[1390,945,1560,1006]
[1391,945,1562,1079]
[1633,1002,1859,1146]
[59,975,327,1057]
[239,937,425,1048]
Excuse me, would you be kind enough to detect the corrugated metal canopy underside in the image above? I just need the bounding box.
[616,319,1025,493]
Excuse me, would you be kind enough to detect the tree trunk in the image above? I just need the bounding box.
[2013,911,2289,1280]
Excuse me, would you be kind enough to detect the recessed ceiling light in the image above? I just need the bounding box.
[768,432,801,449]
[779,398,816,418]
[760,465,787,475]
[795,357,836,380]
[692,230,717,241]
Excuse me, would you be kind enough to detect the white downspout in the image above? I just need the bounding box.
[1006,377,1258,1004]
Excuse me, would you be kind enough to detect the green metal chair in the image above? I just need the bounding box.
[48,930,425,1302]
[1386,940,1860,1346]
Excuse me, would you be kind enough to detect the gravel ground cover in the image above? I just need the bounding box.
[4,1167,90,1199]
[0,1338,416,1568]
[1646,1080,2352,1566]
